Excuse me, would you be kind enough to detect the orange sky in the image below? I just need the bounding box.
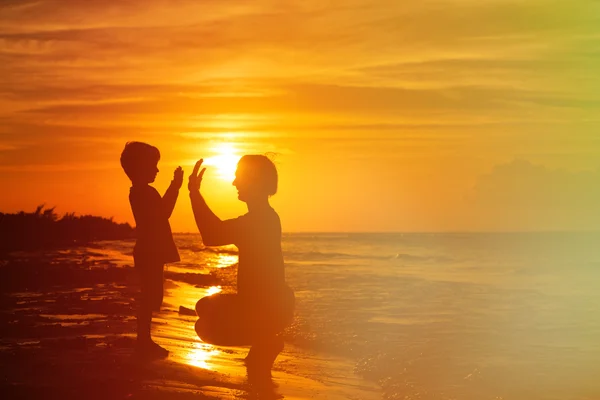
[0,0,598,232]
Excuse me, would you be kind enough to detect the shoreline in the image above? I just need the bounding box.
[0,244,381,399]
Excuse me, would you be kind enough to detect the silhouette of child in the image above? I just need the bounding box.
[188,155,295,376]
[120,142,183,359]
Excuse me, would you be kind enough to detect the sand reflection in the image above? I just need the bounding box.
[206,285,222,296]
[172,286,224,370]
[184,341,220,370]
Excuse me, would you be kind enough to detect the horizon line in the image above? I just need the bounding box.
[174,230,600,234]
[3,208,599,235]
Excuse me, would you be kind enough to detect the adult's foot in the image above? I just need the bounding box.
[244,336,284,371]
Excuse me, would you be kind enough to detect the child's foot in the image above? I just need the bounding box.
[134,339,169,360]
[148,341,169,358]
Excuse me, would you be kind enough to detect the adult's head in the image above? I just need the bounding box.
[232,155,278,203]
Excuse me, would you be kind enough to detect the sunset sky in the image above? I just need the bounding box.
[1,0,598,232]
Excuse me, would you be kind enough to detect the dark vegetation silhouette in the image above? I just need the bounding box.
[0,205,134,254]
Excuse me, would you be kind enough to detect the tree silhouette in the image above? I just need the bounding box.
[0,205,135,254]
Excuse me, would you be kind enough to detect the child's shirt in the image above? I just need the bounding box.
[129,184,180,264]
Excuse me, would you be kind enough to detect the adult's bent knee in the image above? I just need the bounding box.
[194,318,208,338]
[195,297,210,316]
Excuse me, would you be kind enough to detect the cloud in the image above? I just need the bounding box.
[468,159,600,230]
[16,83,561,123]
[0,0,580,132]
[0,0,575,86]
[0,0,258,33]
[0,0,595,231]
[354,58,571,92]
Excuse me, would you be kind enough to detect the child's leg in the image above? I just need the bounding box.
[135,258,153,343]
[137,303,152,343]
[135,259,167,357]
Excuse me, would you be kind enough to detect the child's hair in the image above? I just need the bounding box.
[120,141,160,181]
[239,154,278,196]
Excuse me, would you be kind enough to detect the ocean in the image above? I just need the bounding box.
[96,232,600,400]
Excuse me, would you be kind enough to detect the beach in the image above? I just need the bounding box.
[0,237,380,400]
[2,232,600,399]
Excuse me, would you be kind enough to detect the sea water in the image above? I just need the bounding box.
[103,232,600,400]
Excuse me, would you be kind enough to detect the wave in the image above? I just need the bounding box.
[282,232,403,243]
[176,239,453,264]
[283,250,454,263]
[283,250,394,261]
[176,244,238,256]
[393,253,454,263]
[164,271,220,286]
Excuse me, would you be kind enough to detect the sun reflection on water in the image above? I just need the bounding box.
[185,341,220,370]
[215,253,238,268]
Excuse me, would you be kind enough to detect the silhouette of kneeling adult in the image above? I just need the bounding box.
[188,155,295,378]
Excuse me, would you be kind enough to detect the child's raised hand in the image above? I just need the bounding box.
[173,166,184,188]
[188,159,206,192]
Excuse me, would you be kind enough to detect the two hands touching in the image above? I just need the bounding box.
[172,160,206,192]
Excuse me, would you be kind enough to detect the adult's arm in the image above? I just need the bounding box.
[189,190,240,246]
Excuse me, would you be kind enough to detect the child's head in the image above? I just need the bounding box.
[120,142,160,184]
[233,154,278,202]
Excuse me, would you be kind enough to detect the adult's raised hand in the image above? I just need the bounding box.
[188,159,206,192]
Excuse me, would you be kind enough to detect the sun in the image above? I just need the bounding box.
[203,142,240,182]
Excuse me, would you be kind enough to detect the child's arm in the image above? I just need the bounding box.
[162,166,183,218]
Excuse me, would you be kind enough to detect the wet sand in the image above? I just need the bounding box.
[0,247,380,399]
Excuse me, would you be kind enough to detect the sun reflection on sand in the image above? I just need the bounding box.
[206,285,222,296]
[185,341,220,370]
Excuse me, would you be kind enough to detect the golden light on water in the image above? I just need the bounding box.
[215,253,238,268]
[206,285,222,296]
[185,341,220,370]
[203,142,241,182]
[206,252,238,268]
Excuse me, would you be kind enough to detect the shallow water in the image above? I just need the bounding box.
[91,232,600,400]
